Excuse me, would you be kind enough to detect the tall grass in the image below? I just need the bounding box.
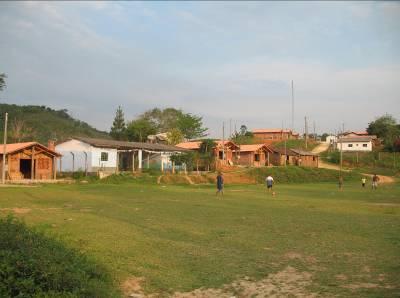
[0,216,119,298]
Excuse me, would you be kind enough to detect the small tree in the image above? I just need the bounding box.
[110,106,127,140]
[176,113,208,140]
[126,118,157,142]
[199,139,216,171]
[9,118,34,142]
[167,128,184,145]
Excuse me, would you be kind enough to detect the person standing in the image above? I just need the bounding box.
[361,177,366,188]
[338,175,343,191]
[372,174,379,190]
[216,172,224,196]
[265,174,274,194]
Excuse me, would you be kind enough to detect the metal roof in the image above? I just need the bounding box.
[73,137,186,152]
[337,137,374,143]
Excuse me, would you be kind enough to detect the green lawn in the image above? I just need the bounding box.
[1,179,399,297]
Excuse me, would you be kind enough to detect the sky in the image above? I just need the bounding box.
[0,1,399,137]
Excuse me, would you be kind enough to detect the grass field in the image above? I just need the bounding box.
[1,178,399,297]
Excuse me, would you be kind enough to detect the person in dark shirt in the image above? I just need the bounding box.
[216,172,224,196]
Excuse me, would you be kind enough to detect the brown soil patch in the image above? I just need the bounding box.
[172,266,317,298]
[122,277,145,297]
[284,252,318,264]
[342,282,379,290]
[0,207,31,214]
[122,267,317,297]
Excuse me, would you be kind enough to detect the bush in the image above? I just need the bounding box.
[0,216,119,298]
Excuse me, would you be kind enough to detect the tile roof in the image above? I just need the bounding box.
[239,144,273,152]
[0,142,61,156]
[253,128,296,134]
[271,147,318,156]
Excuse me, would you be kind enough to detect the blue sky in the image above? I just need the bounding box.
[0,1,399,137]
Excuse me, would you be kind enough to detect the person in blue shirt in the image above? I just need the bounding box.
[216,172,224,196]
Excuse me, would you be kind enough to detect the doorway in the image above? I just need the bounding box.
[20,159,34,179]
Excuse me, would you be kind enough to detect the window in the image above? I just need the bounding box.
[219,151,223,160]
[313,156,316,161]
[101,152,108,161]
[254,154,260,162]
[348,144,353,147]
[363,144,368,147]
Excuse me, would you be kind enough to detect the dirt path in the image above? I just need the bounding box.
[312,142,330,154]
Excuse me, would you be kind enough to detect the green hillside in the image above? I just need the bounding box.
[0,104,109,144]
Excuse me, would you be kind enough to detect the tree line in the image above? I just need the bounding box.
[110,106,208,144]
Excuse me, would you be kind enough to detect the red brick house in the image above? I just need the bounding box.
[252,129,299,143]
[235,144,273,167]
[176,140,239,167]
[270,148,319,167]
[0,142,61,181]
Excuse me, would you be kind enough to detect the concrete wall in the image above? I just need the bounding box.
[56,139,117,172]
[336,141,372,152]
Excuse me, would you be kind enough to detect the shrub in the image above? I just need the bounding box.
[0,216,119,298]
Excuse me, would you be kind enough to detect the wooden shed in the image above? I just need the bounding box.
[0,142,60,181]
[235,144,273,167]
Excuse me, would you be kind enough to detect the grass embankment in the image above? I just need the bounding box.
[273,139,319,151]
[158,167,362,185]
[0,216,118,298]
[249,166,362,183]
[0,179,399,297]
[321,150,400,176]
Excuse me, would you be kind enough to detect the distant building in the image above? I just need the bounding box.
[252,129,299,143]
[147,132,168,144]
[235,144,273,167]
[55,137,185,173]
[325,135,337,145]
[270,148,319,167]
[176,140,239,167]
[336,136,374,152]
[0,141,60,181]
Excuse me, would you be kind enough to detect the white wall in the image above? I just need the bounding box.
[326,135,337,144]
[336,141,372,152]
[91,147,118,169]
[55,139,117,172]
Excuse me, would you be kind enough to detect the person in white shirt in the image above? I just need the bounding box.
[265,175,274,193]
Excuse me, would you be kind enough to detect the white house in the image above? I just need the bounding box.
[336,136,373,152]
[325,135,337,145]
[55,137,186,173]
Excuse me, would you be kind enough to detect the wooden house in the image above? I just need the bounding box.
[252,129,299,143]
[235,144,273,167]
[270,148,319,167]
[176,140,239,167]
[0,142,61,181]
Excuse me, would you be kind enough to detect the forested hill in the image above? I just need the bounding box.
[0,104,109,144]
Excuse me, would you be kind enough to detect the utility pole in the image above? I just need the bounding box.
[291,80,294,131]
[222,122,225,162]
[230,119,232,138]
[304,116,308,149]
[313,121,316,140]
[2,113,8,184]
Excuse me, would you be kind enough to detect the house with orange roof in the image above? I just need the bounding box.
[235,144,274,167]
[176,140,239,168]
[0,141,61,181]
[252,128,299,143]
